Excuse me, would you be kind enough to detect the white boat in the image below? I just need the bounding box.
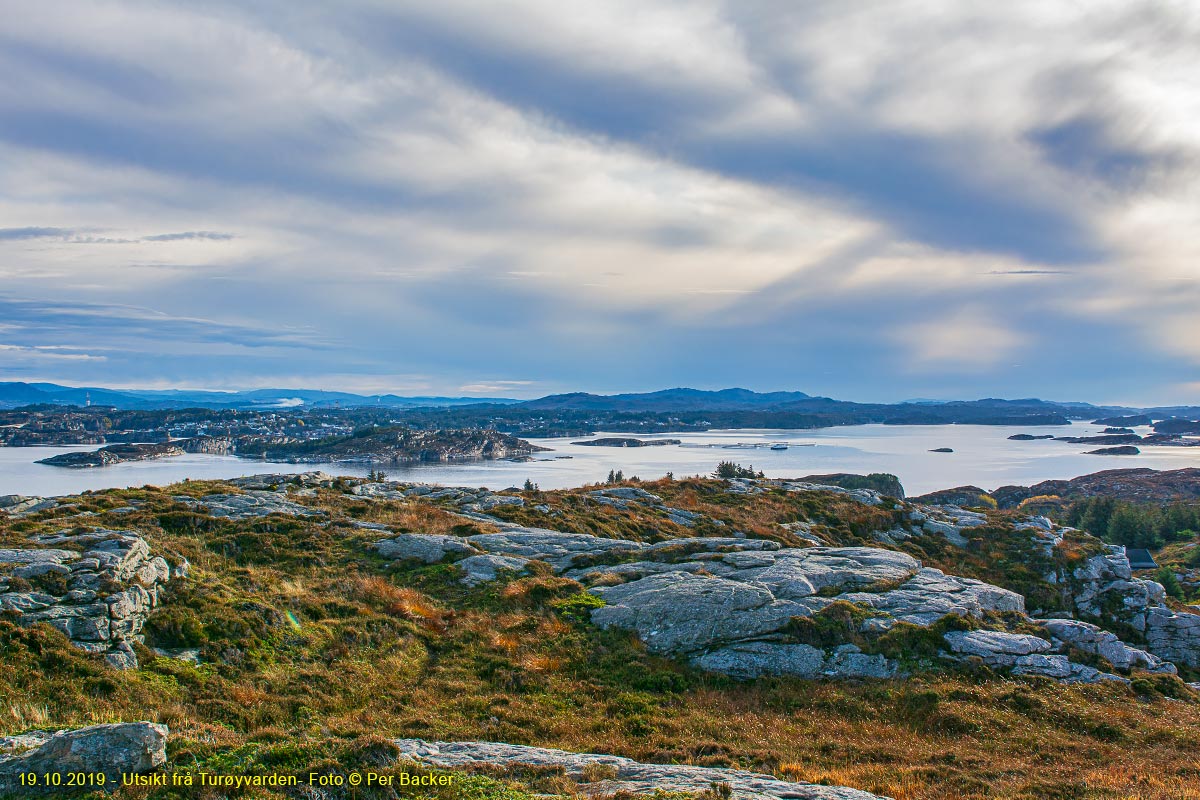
[770,442,788,450]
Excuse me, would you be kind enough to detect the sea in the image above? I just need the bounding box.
[1,423,1197,498]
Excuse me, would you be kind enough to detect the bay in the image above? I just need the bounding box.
[1,423,1196,498]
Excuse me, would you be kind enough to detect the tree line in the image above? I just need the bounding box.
[1063,496,1200,550]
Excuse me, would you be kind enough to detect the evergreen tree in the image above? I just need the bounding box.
[1108,505,1162,549]
[1156,567,1185,600]
[1078,496,1116,538]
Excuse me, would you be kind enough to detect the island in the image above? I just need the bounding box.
[1008,433,1055,440]
[1093,414,1152,426]
[1057,434,1143,445]
[1085,445,1141,456]
[929,447,954,453]
[237,426,547,464]
[36,442,185,468]
[571,437,682,447]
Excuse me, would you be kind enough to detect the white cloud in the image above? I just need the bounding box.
[0,1,1196,400]
[892,309,1028,370]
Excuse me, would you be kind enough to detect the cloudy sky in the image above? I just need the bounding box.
[2,1,1198,403]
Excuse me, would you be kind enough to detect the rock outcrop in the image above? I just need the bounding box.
[0,530,172,668]
[1144,607,1200,669]
[1037,618,1174,673]
[0,495,59,517]
[1064,544,1200,669]
[394,739,888,800]
[173,491,323,520]
[180,435,235,454]
[942,630,1128,683]
[344,474,1200,682]
[366,513,1143,682]
[0,723,167,793]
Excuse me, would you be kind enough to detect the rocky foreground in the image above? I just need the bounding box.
[3,470,1200,798]
[0,723,885,799]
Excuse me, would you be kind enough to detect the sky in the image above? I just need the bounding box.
[1,0,1198,404]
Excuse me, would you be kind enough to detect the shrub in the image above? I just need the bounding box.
[548,592,606,622]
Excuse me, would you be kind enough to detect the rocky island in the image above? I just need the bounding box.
[1086,445,1141,456]
[236,425,548,464]
[31,425,548,468]
[35,442,185,468]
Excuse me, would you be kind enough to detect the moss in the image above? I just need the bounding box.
[785,601,876,649]
[874,615,977,662]
[547,591,605,622]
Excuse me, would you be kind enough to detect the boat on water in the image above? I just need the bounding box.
[770,442,788,450]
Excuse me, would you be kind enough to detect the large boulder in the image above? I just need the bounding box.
[1144,607,1200,669]
[0,723,167,794]
[457,554,531,586]
[466,528,640,570]
[372,534,480,564]
[592,572,816,654]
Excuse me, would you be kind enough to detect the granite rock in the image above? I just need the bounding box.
[394,739,888,800]
[0,723,167,794]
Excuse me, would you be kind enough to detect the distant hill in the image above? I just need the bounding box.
[519,387,813,412]
[4,383,1197,430]
[520,390,1136,426]
[0,382,519,410]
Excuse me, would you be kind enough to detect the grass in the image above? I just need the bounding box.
[2,477,1200,799]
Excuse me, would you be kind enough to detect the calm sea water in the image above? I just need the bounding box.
[1,424,1197,498]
